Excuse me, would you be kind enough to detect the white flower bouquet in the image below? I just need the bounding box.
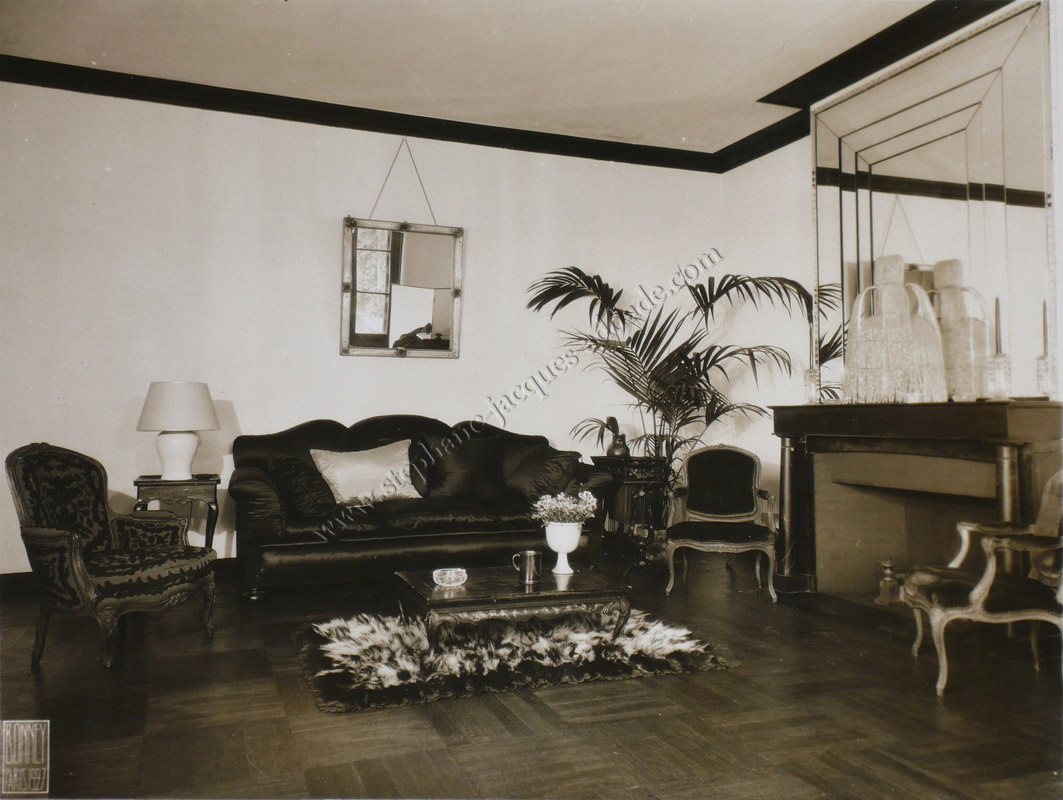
[531,490,597,524]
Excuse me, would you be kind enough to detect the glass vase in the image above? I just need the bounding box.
[931,261,989,401]
[843,277,947,404]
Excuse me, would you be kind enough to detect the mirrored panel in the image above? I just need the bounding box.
[341,218,463,358]
[812,1,1054,400]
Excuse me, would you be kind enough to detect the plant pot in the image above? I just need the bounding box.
[544,521,582,575]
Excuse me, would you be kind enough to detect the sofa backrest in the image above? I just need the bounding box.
[346,415,453,452]
[232,419,351,471]
[232,415,580,506]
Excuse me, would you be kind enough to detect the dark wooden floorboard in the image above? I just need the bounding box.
[1,553,1060,799]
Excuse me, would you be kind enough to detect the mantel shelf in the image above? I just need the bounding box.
[772,401,1061,444]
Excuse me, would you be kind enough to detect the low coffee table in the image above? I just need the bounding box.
[396,567,632,644]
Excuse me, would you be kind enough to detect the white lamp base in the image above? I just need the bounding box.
[156,430,200,481]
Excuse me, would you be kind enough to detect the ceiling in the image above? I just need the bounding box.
[0,0,1010,170]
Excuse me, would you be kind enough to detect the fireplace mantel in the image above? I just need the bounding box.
[771,401,1061,595]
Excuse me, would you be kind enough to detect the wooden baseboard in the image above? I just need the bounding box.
[773,572,816,594]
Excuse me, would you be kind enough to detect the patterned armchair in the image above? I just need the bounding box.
[6,443,216,670]
[901,471,1062,695]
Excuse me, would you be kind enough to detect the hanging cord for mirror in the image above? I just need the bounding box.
[368,138,438,225]
[879,195,926,267]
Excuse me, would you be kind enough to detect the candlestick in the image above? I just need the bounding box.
[1043,300,1049,357]
[994,297,1002,355]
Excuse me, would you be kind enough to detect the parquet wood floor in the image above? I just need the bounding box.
[1,554,1059,799]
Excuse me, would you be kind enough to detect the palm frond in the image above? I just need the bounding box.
[819,383,842,401]
[687,275,814,322]
[818,324,845,365]
[695,344,794,383]
[570,417,615,450]
[817,282,842,316]
[526,267,631,331]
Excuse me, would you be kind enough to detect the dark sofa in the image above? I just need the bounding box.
[228,414,611,597]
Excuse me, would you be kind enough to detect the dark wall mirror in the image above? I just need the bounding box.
[811,1,1054,399]
[341,218,463,358]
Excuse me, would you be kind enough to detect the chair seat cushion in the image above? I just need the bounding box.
[86,546,215,601]
[903,565,1061,613]
[668,520,773,546]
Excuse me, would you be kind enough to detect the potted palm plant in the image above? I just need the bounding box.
[526,264,814,501]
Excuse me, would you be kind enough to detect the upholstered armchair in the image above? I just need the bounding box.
[664,445,777,601]
[901,471,1062,695]
[6,443,216,670]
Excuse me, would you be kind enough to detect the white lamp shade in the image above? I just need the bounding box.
[136,382,219,432]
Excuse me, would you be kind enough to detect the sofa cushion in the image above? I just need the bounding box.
[425,438,512,502]
[504,447,581,500]
[311,440,421,505]
[285,505,385,542]
[268,456,336,517]
[373,498,534,532]
[407,434,449,496]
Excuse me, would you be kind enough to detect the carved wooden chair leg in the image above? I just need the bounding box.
[203,582,216,636]
[665,543,678,595]
[100,615,119,670]
[1030,620,1042,671]
[30,610,49,673]
[763,546,778,603]
[930,613,951,696]
[911,608,925,656]
[680,550,689,584]
[754,551,762,588]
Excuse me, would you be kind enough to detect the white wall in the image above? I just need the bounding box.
[714,140,818,488]
[0,82,816,572]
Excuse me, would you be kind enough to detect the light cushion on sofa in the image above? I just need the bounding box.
[311,440,421,505]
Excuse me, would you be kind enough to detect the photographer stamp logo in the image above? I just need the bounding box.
[2,721,49,795]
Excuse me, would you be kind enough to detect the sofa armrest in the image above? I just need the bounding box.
[563,463,614,526]
[565,463,614,497]
[228,466,286,544]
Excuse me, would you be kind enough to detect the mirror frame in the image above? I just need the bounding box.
[340,217,464,358]
[809,0,1056,400]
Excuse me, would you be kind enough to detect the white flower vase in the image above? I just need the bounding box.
[544,521,581,575]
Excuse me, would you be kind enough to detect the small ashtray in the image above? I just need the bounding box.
[432,568,467,587]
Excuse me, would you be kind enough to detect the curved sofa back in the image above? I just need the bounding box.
[233,415,452,470]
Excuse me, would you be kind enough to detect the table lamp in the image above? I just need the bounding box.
[136,382,220,480]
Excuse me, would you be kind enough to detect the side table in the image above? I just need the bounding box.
[134,474,220,550]
[591,456,670,572]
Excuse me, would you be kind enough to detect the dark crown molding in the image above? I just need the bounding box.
[0,54,725,174]
[760,0,1013,109]
[0,1,1017,174]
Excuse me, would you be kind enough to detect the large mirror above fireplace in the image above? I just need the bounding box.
[811,1,1055,400]
[772,2,1060,603]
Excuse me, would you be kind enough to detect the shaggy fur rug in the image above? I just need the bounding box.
[295,609,735,713]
